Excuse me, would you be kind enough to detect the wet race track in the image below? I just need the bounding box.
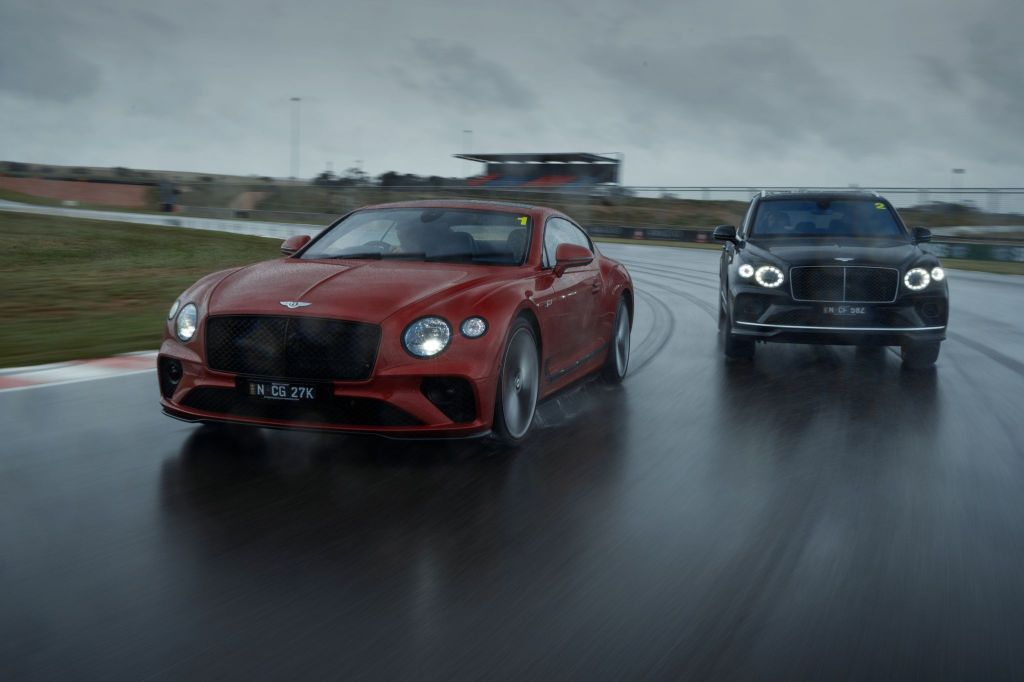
[3,244,1024,679]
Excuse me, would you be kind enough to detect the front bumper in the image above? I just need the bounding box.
[727,286,948,346]
[158,342,498,438]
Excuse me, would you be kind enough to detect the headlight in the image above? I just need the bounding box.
[754,265,784,288]
[931,267,945,282]
[904,268,930,291]
[168,299,180,320]
[403,317,451,357]
[175,303,198,342]
[460,317,488,338]
[738,264,755,278]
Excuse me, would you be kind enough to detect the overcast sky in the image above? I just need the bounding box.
[1,0,1021,186]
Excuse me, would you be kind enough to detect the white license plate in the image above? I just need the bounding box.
[822,305,868,315]
[247,380,317,401]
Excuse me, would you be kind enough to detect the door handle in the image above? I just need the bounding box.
[590,279,601,294]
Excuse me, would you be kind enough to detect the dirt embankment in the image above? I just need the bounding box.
[0,177,151,208]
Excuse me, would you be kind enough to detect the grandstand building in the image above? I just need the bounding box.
[455,153,621,189]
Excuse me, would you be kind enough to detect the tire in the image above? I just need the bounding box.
[490,318,540,446]
[602,298,631,383]
[901,341,940,370]
[720,296,755,362]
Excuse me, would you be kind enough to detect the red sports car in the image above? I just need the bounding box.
[159,200,634,443]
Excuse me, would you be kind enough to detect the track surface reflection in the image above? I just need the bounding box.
[3,245,1024,679]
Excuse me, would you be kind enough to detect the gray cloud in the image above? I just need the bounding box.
[405,40,537,113]
[589,36,910,156]
[0,0,1021,186]
[0,5,100,102]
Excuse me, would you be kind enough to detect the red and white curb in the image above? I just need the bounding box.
[0,351,157,392]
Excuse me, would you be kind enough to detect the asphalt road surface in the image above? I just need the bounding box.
[3,244,1024,680]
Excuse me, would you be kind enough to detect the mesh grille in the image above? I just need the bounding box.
[845,268,899,302]
[181,387,422,427]
[791,267,897,303]
[421,377,477,423]
[791,267,844,301]
[205,316,380,381]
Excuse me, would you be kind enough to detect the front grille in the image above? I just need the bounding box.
[790,267,898,303]
[205,315,380,381]
[181,387,422,427]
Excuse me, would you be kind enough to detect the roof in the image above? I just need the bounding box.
[453,153,619,165]
[361,198,544,212]
[759,190,884,201]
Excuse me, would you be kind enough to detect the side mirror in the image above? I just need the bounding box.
[553,243,594,277]
[713,225,738,243]
[281,234,311,256]
[912,227,932,244]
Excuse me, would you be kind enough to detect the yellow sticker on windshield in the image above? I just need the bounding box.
[875,202,885,209]
[518,216,528,225]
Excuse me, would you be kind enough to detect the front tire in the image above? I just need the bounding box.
[490,318,540,445]
[901,341,940,370]
[602,298,631,383]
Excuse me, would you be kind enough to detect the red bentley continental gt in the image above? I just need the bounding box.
[159,200,634,444]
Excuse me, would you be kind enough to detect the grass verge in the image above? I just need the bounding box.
[0,212,278,368]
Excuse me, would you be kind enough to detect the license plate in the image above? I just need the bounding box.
[822,305,868,315]
[246,380,317,401]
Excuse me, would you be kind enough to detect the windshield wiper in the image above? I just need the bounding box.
[423,253,477,262]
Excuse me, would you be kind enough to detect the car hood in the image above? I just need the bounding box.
[207,258,508,323]
[745,238,923,268]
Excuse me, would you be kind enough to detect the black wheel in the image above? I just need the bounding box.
[720,296,755,362]
[602,298,630,383]
[490,318,540,445]
[901,341,940,370]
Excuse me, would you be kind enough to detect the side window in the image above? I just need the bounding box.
[542,218,593,267]
[740,198,758,239]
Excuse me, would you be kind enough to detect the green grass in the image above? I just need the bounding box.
[0,212,279,368]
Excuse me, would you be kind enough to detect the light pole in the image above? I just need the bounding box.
[290,97,302,180]
[950,168,965,189]
[462,129,473,178]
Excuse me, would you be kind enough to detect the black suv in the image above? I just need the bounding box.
[714,191,948,369]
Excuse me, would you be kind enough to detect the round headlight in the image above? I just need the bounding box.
[403,317,451,357]
[904,268,930,291]
[738,264,755,278]
[168,299,180,320]
[754,265,784,288]
[460,317,488,338]
[175,303,198,342]
[930,266,945,282]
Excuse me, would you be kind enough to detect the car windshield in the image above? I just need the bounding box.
[300,208,532,265]
[751,199,907,239]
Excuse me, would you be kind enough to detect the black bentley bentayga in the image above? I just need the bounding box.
[714,191,948,369]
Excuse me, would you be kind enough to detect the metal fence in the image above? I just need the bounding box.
[167,183,1024,229]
